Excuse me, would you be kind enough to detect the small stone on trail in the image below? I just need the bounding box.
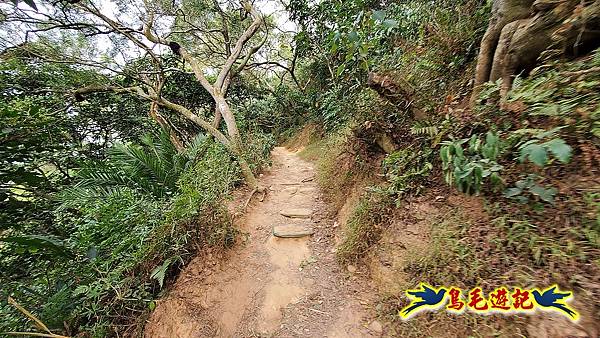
[273,225,314,238]
[368,320,383,333]
[280,208,312,218]
[347,264,357,273]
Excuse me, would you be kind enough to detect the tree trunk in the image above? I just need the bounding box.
[367,72,426,120]
[212,93,261,191]
[214,94,242,149]
[470,0,534,105]
[472,0,600,105]
[489,20,520,82]
[149,102,185,152]
[238,157,259,190]
[212,106,222,129]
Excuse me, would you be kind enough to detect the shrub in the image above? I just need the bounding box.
[378,148,433,205]
[242,131,276,174]
[168,140,239,232]
[440,132,504,195]
[0,136,248,336]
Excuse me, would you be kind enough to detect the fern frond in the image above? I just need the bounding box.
[410,123,439,137]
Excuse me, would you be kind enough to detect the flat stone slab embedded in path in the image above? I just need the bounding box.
[282,187,298,194]
[298,187,316,193]
[272,225,314,238]
[280,208,312,218]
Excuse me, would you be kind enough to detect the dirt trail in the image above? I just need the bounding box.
[145,147,379,337]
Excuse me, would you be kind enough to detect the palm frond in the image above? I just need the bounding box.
[185,133,208,157]
[61,130,202,205]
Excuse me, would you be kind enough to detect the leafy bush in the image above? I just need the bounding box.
[440,132,504,194]
[515,128,573,167]
[378,148,433,205]
[0,135,248,336]
[0,190,165,336]
[504,174,557,204]
[60,131,206,204]
[168,141,240,224]
[241,131,276,174]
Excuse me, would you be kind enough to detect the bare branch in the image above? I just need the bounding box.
[142,6,215,94]
[214,1,263,91]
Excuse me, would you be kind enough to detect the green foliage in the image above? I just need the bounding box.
[410,117,453,146]
[150,257,177,289]
[377,148,433,205]
[0,190,166,335]
[168,141,239,224]
[519,138,572,167]
[325,7,398,77]
[504,174,557,204]
[319,86,378,131]
[241,132,276,174]
[1,151,236,336]
[0,234,73,258]
[287,0,490,136]
[507,48,600,139]
[410,124,439,138]
[516,129,573,167]
[290,0,397,82]
[376,1,490,111]
[0,54,155,236]
[59,131,204,206]
[440,132,504,195]
[0,132,253,335]
[241,86,310,137]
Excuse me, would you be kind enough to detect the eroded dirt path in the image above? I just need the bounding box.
[145,147,379,337]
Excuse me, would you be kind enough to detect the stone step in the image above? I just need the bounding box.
[282,187,298,194]
[280,208,312,219]
[272,225,314,238]
[298,187,316,193]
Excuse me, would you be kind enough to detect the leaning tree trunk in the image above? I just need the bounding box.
[367,72,426,120]
[212,93,262,191]
[66,0,267,191]
[470,0,534,105]
[471,0,600,105]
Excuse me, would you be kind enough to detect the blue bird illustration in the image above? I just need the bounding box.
[532,286,578,319]
[400,283,447,318]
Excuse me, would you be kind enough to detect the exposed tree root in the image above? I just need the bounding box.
[243,186,267,210]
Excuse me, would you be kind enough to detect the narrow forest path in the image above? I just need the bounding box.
[144,147,380,337]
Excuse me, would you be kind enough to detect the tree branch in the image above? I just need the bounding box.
[214,1,263,91]
[73,85,232,151]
